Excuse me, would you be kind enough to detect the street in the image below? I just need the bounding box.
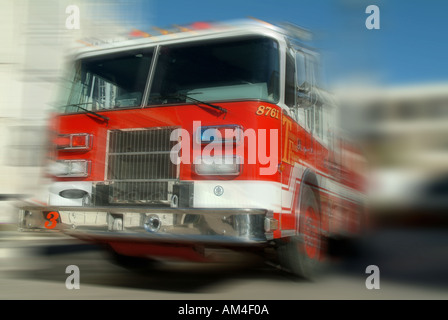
[0,222,447,300]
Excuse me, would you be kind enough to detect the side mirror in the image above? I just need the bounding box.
[298,85,309,94]
[296,82,311,108]
[297,81,311,94]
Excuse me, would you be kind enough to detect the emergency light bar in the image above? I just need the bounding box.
[77,18,312,48]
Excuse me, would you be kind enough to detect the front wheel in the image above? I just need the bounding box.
[278,184,326,279]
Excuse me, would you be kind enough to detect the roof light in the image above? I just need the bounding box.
[190,22,212,30]
[173,25,191,32]
[129,29,151,38]
[153,26,172,35]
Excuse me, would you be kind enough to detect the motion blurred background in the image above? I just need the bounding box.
[0,0,446,298]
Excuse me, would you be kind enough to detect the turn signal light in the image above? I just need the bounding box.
[55,133,92,151]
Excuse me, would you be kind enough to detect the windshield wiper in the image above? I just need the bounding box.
[183,94,228,116]
[160,93,228,118]
[64,103,110,123]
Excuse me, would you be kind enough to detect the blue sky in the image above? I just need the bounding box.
[118,0,447,88]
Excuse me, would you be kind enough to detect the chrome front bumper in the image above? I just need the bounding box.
[18,206,277,245]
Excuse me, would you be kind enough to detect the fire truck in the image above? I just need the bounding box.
[18,19,367,279]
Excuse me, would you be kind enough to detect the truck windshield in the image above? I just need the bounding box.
[61,35,279,114]
[148,36,280,105]
[62,49,154,113]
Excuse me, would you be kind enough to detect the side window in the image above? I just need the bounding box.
[295,51,313,131]
[322,102,334,147]
[295,51,306,89]
[305,106,313,132]
[314,102,323,139]
[309,54,324,140]
[294,49,324,136]
[284,50,296,109]
[295,51,306,128]
[306,55,318,89]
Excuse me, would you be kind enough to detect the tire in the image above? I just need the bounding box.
[278,183,325,280]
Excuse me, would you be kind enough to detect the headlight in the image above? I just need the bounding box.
[49,160,91,177]
[194,155,241,176]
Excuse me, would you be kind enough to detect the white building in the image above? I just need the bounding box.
[337,82,448,212]
[0,0,147,223]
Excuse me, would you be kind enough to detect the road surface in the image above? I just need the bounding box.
[0,224,447,301]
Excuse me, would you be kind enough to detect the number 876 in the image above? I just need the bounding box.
[256,105,280,119]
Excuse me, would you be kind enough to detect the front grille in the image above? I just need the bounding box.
[106,127,179,204]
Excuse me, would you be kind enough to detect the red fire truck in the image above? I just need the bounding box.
[18,19,367,279]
